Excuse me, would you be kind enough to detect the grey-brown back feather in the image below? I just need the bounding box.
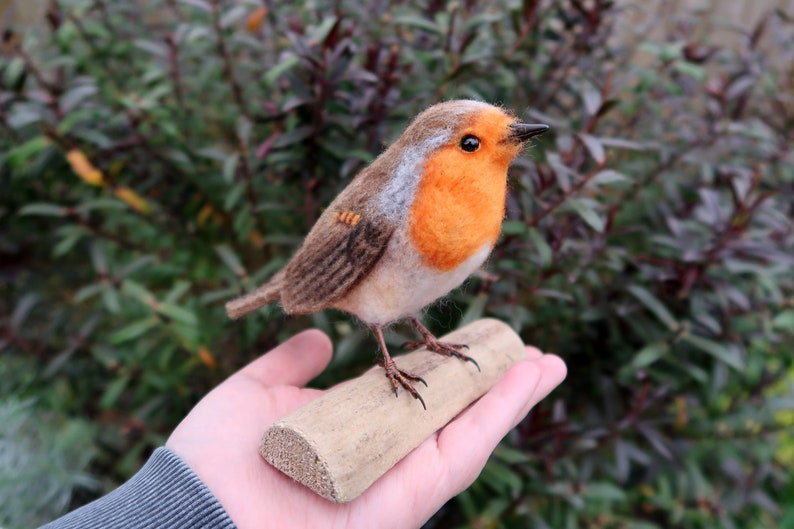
[225,268,286,319]
[280,215,393,314]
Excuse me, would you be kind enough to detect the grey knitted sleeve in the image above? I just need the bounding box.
[39,447,237,529]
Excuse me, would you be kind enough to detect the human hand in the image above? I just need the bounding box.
[167,329,566,529]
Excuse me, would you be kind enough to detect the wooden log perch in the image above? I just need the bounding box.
[259,318,526,503]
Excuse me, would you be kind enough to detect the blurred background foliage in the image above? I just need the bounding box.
[1,0,793,528]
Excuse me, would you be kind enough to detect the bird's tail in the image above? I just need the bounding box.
[225,270,284,319]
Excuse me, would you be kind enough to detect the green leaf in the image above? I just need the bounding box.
[582,482,627,502]
[76,199,127,213]
[233,209,254,239]
[569,199,605,232]
[220,5,247,28]
[630,342,670,369]
[171,321,200,344]
[681,333,743,370]
[134,39,168,57]
[10,294,39,330]
[164,281,192,303]
[587,169,630,188]
[493,445,531,465]
[4,136,51,168]
[263,54,300,86]
[54,226,89,257]
[525,229,551,267]
[627,285,678,330]
[673,60,707,81]
[101,285,121,313]
[547,152,572,191]
[578,133,605,164]
[215,244,244,275]
[118,255,157,277]
[177,0,211,12]
[480,460,522,493]
[272,126,314,148]
[222,153,239,183]
[74,283,103,304]
[3,56,25,87]
[99,375,129,409]
[122,279,157,306]
[90,242,107,273]
[500,220,527,236]
[307,16,338,44]
[628,521,663,529]
[236,117,252,144]
[110,317,158,344]
[18,203,68,217]
[8,102,47,128]
[394,15,441,34]
[224,182,245,211]
[639,41,684,61]
[157,302,198,326]
[60,84,98,113]
[772,310,794,332]
[581,82,602,115]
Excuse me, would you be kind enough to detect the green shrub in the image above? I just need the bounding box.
[2,1,793,527]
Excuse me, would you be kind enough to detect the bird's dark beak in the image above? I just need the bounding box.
[507,123,550,143]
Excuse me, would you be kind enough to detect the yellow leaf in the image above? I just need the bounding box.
[197,204,214,227]
[115,186,152,214]
[639,484,654,497]
[674,395,688,430]
[246,6,268,32]
[198,346,217,369]
[66,149,105,186]
[248,230,265,248]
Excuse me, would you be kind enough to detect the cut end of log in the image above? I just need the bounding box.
[260,423,339,502]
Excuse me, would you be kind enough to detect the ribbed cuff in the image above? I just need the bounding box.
[40,447,237,529]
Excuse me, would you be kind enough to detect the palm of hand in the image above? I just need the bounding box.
[167,330,566,529]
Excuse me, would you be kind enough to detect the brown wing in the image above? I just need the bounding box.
[279,213,394,314]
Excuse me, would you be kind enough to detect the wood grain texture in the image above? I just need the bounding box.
[259,318,526,503]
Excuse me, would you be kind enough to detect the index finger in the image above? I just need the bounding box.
[436,352,567,494]
[235,329,334,388]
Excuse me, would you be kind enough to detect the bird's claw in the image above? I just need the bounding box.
[379,359,428,410]
[401,338,481,372]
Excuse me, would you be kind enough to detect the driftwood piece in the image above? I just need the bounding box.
[259,318,526,503]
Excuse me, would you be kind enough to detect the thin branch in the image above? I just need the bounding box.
[529,156,610,228]
[66,208,153,255]
[209,0,249,119]
[166,34,186,108]
[235,130,267,237]
[0,109,23,143]
[14,45,60,95]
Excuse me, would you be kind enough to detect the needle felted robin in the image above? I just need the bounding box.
[226,100,548,408]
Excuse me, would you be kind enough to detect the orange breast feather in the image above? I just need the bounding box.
[408,146,510,271]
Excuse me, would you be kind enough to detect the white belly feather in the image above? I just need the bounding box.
[333,229,491,325]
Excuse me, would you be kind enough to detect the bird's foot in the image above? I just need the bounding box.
[405,317,481,371]
[379,358,428,410]
[402,337,481,371]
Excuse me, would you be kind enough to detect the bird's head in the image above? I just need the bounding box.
[371,100,550,232]
[399,100,549,171]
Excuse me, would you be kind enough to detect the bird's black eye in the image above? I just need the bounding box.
[460,135,480,152]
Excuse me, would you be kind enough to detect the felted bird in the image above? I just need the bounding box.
[226,100,549,408]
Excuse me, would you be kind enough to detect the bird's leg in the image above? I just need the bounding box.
[371,324,428,409]
[403,317,481,372]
